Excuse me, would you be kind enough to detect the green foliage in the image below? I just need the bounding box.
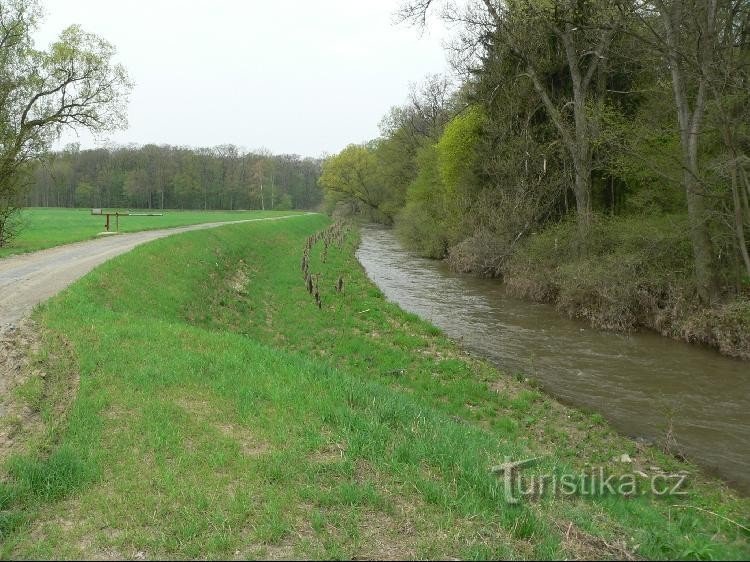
[603,84,687,215]
[333,0,750,331]
[318,144,379,208]
[436,106,484,193]
[395,144,452,258]
[318,143,397,223]
[74,182,95,208]
[505,214,694,305]
[373,125,422,215]
[393,108,485,259]
[273,193,293,211]
[320,75,456,225]
[503,213,750,357]
[0,1,131,245]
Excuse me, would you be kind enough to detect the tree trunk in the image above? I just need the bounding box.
[683,165,719,299]
[739,166,750,224]
[681,113,718,300]
[523,62,593,234]
[572,150,592,234]
[570,77,593,237]
[723,129,750,278]
[661,0,719,302]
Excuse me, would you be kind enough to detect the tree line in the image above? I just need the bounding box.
[26,144,323,212]
[320,0,750,306]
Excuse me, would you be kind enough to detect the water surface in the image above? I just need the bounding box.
[356,225,750,494]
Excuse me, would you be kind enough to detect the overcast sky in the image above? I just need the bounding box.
[35,1,451,157]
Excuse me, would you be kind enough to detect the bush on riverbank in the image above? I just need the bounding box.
[502,214,750,358]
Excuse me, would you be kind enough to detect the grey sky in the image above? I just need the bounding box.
[36,1,451,157]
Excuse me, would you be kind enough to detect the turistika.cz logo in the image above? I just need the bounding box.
[493,457,689,504]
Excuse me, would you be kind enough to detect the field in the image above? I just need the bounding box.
[0,208,300,258]
[1,214,748,559]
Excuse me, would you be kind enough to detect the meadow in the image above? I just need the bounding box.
[0,208,300,258]
[0,214,747,559]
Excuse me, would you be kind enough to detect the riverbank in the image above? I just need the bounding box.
[442,214,750,360]
[1,216,748,559]
[358,225,750,495]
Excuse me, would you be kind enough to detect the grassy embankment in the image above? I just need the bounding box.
[1,214,748,559]
[0,208,301,258]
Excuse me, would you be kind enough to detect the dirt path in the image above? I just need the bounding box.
[0,213,307,327]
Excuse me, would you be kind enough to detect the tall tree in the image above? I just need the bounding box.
[0,0,131,245]
[633,0,734,300]
[318,144,383,214]
[705,0,750,280]
[400,0,629,234]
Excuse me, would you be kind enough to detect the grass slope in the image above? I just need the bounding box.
[0,214,747,559]
[0,208,301,258]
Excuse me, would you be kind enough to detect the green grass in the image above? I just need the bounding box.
[1,214,747,559]
[0,207,303,258]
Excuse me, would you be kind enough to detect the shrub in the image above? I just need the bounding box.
[396,199,449,258]
[506,214,695,330]
[681,298,750,359]
[499,213,750,356]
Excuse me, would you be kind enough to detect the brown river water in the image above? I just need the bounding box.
[356,225,750,494]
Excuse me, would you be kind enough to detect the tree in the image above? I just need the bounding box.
[631,0,739,300]
[251,157,267,211]
[436,105,483,193]
[0,0,131,245]
[318,144,384,217]
[215,144,241,210]
[171,152,200,209]
[704,0,750,281]
[123,168,148,208]
[74,180,94,207]
[400,0,630,235]
[25,143,324,212]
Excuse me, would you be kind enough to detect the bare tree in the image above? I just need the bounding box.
[379,73,456,144]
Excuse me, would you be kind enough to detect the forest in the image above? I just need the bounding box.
[24,144,323,212]
[318,0,750,358]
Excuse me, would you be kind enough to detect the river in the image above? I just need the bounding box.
[356,225,750,494]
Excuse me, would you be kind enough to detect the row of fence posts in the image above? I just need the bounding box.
[300,222,350,309]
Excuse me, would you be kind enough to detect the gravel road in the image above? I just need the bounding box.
[0,214,306,327]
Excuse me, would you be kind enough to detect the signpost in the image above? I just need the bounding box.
[92,209,164,233]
